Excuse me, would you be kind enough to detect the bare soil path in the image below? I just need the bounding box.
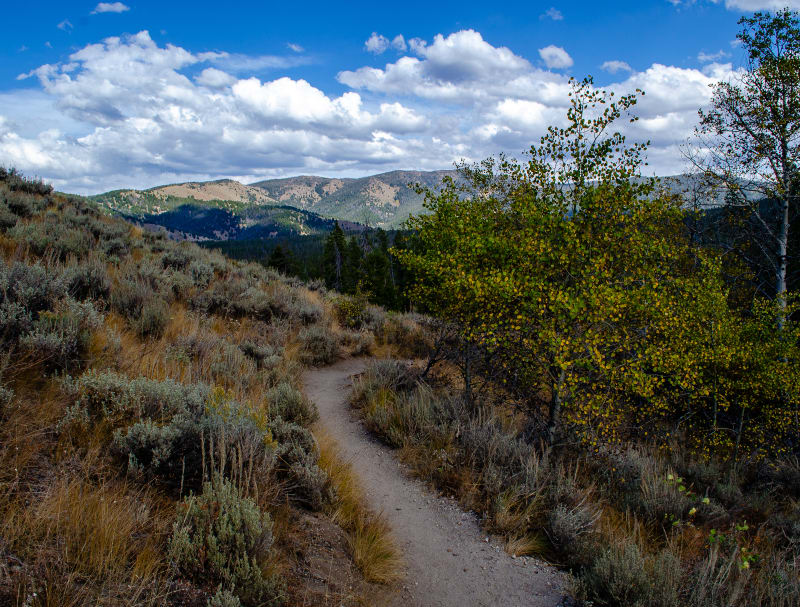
[303,358,565,607]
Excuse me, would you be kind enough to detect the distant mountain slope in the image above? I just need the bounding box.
[120,203,362,242]
[90,179,277,217]
[251,170,457,227]
[91,171,725,240]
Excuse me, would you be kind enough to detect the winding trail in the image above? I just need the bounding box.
[303,358,564,607]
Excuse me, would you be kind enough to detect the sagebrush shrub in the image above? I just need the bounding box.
[130,296,170,338]
[161,245,194,270]
[297,325,339,366]
[340,330,375,356]
[0,262,66,344]
[575,542,651,607]
[189,259,214,287]
[20,298,103,371]
[239,341,282,370]
[4,190,37,217]
[269,417,330,509]
[169,476,284,606]
[64,259,111,301]
[0,203,18,230]
[1,167,53,195]
[546,502,599,561]
[266,381,318,425]
[9,221,94,261]
[65,370,208,425]
[207,588,242,607]
[113,386,277,493]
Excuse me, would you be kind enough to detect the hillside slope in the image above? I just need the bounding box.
[0,167,398,606]
[251,170,457,227]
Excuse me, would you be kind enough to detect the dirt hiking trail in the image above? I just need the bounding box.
[303,358,565,607]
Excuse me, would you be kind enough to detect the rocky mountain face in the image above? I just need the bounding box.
[250,170,457,227]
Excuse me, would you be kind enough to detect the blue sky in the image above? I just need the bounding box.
[0,1,794,193]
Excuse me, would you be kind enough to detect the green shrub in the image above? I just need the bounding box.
[297,325,340,366]
[546,502,599,562]
[8,221,94,261]
[4,190,37,217]
[169,476,285,606]
[65,370,208,426]
[208,588,242,607]
[20,298,102,371]
[340,330,375,356]
[575,542,651,607]
[0,203,18,230]
[266,381,318,425]
[130,296,170,338]
[111,276,170,337]
[111,277,154,318]
[350,359,415,408]
[102,236,128,258]
[268,417,330,510]
[333,293,367,329]
[0,262,66,344]
[64,259,111,301]
[1,167,53,195]
[209,340,256,383]
[189,259,214,287]
[161,246,194,270]
[239,341,282,370]
[377,313,432,358]
[296,301,323,325]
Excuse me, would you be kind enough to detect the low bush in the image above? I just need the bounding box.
[574,542,652,607]
[4,190,38,217]
[340,330,375,356]
[377,313,432,358]
[545,502,599,562]
[64,258,112,301]
[111,277,170,337]
[297,325,340,366]
[169,476,285,606]
[8,221,94,261]
[208,588,242,607]
[1,166,53,195]
[189,259,215,287]
[130,295,170,338]
[333,293,368,329]
[20,298,103,371]
[266,381,318,425]
[64,370,209,427]
[350,359,416,409]
[240,341,283,370]
[269,417,331,510]
[0,203,18,230]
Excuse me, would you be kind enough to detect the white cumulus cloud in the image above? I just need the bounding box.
[601,60,633,74]
[538,45,573,69]
[365,33,390,54]
[0,28,742,193]
[91,2,130,14]
[541,7,564,20]
[698,49,729,62]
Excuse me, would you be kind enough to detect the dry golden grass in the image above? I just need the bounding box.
[316,430,403,584]
[505,533,548,557]
[1,472,172,604]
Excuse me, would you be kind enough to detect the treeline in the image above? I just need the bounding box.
[320,223,411,310]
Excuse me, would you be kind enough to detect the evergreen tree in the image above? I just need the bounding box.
[267,244,292,274]
[343,235,363,293]
[322,222,346,291]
